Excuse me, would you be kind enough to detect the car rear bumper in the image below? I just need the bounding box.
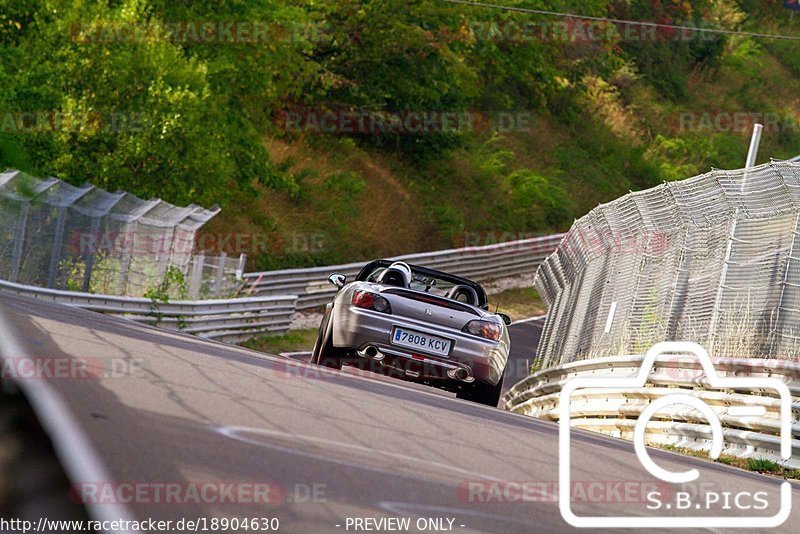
[332,305,508,385]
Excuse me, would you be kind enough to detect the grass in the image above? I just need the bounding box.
[487,286,546,322]
[241,328,318,355]
[658,444,800,480]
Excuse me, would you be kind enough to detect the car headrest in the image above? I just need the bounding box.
[445,284,479,306]
[378,267,410,288]
[387,261,412,281]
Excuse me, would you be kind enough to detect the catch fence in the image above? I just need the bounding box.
[0,169,243,299]
[535,161,800,368]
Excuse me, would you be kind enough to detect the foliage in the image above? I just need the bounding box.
[609,0,743,99]
[144,265,187,325]
[241,328,319,355]
[745,458,783,474]
[2,1,799,269]
[646,134,746,181]
[0,0,310,204]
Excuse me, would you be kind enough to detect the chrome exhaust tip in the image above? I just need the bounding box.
[448,367,471,382]
[358,345,384,361]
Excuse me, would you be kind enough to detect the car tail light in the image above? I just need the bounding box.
[352,290,392,314]
[463,320,501,341]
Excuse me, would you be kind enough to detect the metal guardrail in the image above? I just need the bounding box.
[242,234,565,309]
[0,279,297,343]
[503,355,800,468]
[0,233,564,343]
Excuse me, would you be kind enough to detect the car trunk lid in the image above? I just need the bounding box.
[380,288,481,331]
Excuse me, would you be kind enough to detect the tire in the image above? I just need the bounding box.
[310,307,343,369]
[457,369,505,407]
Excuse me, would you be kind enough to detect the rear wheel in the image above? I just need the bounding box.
[310,308,344,369]
[457,370,505,407]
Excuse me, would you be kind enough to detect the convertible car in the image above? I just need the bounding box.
[311,260,511,406]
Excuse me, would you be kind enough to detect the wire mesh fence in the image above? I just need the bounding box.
[535,161,800,368]
[0,169,244,299]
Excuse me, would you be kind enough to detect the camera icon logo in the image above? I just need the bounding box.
[558,341,793,528]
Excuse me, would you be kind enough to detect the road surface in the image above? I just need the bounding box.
[0,295,797,533]
[503,319,544,393]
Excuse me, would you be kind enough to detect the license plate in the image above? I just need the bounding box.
[391,327,452,357]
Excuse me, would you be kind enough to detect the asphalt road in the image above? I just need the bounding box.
[503,319,544,393]
[1,295,798,534]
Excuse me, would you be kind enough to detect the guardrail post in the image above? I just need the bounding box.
[10,203,29,283]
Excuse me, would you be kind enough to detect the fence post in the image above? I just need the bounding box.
[46,207,67,288]
[213,252,227,297]
[157,245,170,280]
[745,123,763,169]
[81,217,101,293]
[236,253,247,281]
[189,252,204,299]
[10,203,29,283]
[117,223,132,295]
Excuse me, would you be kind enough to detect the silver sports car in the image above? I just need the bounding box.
[311,260,511,406]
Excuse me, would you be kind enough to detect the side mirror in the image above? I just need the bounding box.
[328,273,346,290]
[498,313,512,326]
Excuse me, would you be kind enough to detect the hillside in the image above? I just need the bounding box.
[2,1,800,269]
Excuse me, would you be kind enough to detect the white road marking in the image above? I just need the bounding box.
[216,426,503,483]
[511,315,546,325]
[279,351,313,358]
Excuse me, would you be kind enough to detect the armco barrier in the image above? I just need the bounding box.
[242,234,565,309]
[0,279,296,344]
[503,355,800,468]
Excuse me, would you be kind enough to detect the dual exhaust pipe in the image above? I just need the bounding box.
[358,345,385,361]
[357,345,473,382]
[447,367,470,381]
